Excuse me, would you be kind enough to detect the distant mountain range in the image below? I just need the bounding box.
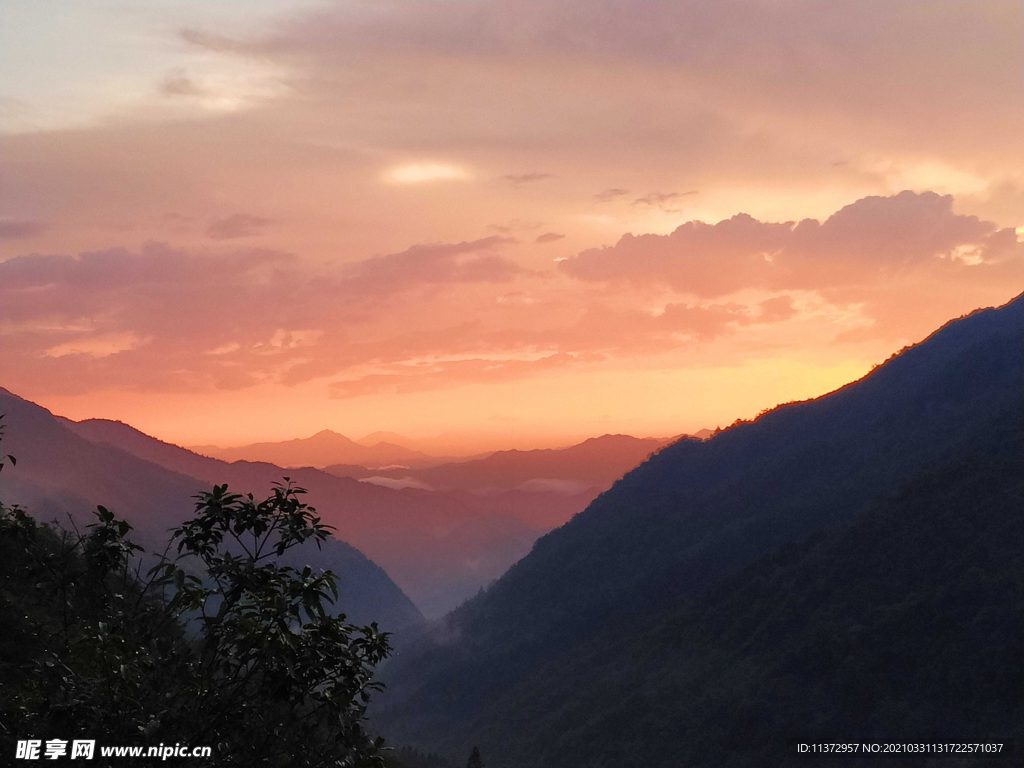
[356,430,426,450]
[326,434,674,495]
[0,390,423,632]
[190,428,687,491]
[1,391,679,618]
[190,429,433,469]
[373,294,1024,765]
[22,406,541,617]
[324,434,675,530]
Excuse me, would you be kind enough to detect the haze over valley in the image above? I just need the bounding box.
[2,388,685,618]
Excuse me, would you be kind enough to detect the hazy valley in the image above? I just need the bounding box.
[1,389,683,620]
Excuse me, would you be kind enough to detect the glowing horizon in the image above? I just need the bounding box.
[2,1,1022,453]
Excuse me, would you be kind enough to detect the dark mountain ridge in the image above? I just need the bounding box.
[0,389,424,631]
[374,293,1024,758]
[453,408,1024,766]
[39,405,547,617]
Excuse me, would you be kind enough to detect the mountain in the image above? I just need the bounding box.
[451,433,671,490]
[0,389,424,632]
[357,431,423,451]
[328,434,671,496]
[57,418,679,616]
[192,429,433,469]
[373,294,1024,761]
[42,408,547,617]
[325,434,673,530]
[431,421,1023,767]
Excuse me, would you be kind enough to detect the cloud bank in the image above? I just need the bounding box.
[2,192,1020,401]
[560,192,1021,298]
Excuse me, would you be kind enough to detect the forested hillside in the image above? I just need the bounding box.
[375,295,1024,763]
[437,415,1023,766]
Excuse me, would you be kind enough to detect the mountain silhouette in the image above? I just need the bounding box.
[0,389,423,631]
[424,419,1023,766]
[356,431,424,451]
[23,402,551,617]
[374,294,1024,762]
[67,415,676,614]
[192,429,431,469]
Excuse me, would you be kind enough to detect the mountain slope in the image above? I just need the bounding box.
[375,294,1024,754]
[449,412,1023,767]
[0,390,424,631]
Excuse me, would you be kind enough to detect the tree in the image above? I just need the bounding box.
[465,746,484,768]
[0,436,392,768]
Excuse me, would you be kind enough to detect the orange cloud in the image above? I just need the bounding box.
[3,191,1020,405]
[560,192,1022,297]
[0,237,529,396]
[341,237,522,297]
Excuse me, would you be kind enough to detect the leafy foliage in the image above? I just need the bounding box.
[0,460,392,766]
[381,745,455,768]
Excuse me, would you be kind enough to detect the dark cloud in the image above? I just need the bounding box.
[206,214,272,240]
[0,219,47,239]
[487,220,543,233]
[179,28,254,56]
[342,237,522,297]
[159,70,204,97]
[535,232,565,244]
[632,191,697,206]
[594,188,628,202]
[503,173,554,186]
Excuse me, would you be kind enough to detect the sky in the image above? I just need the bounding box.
[2,1,1022,452]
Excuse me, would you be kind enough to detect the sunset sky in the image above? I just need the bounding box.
[2,1,1022,452]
